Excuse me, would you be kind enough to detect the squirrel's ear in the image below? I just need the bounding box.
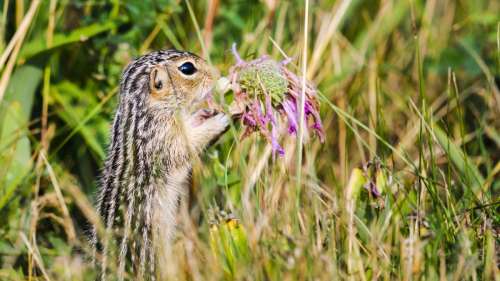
[149,66,170,98]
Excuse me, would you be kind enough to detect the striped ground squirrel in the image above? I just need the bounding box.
[92,50,229,280]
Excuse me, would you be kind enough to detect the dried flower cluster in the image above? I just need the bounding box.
[227,44,325,156]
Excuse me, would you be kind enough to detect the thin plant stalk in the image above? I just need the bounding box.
[295,0,310,208]
[185,0,211,65]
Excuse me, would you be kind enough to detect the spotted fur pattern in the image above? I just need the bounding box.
[92,50,229,281]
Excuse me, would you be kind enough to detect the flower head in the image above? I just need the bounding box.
[228,44,325,156]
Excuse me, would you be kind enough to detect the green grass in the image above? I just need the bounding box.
[0,0,499,280]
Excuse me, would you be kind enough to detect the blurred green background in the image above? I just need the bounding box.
[0,0,498,280]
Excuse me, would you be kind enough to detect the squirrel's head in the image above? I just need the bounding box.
[119,50,218,115]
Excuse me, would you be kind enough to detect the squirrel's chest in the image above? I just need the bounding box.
[152,166,190,268]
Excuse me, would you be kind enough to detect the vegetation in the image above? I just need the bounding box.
[0,0,498,280]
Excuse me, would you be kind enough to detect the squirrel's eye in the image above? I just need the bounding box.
[178,62,197,75]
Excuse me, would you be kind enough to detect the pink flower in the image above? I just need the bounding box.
[228,44,326,156]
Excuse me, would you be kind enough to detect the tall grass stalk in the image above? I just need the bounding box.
[295,0,310,210]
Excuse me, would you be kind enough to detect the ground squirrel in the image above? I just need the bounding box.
[92,50,229,280]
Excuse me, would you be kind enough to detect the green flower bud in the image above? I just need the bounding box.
[237,60,289,105]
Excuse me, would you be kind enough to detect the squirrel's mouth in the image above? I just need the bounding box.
[188,78,228,127]
[188,87,220,127]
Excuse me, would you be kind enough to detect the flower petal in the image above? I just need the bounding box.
[231,43,245,65]
[271,124,285,157]
[282,98,298,135]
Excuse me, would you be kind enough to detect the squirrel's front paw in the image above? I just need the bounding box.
[204,112,230,135]
[187,110,230,151]
[189,109,229,130]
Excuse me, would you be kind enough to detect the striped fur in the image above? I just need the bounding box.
[92,50,229,280]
